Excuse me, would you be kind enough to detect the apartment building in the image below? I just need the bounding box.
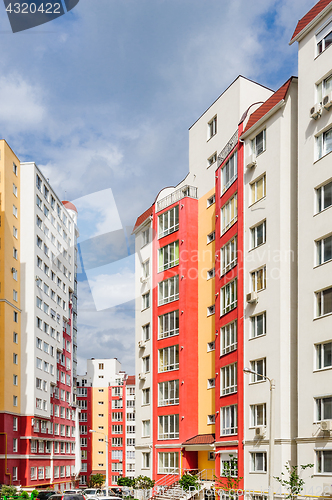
[133,77,273,482]
[291,0,332,489]
[0,156,80,489]
[77,359,135,487]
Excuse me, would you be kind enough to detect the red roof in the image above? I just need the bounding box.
[126,375,135,385]
[133,204,154,232]
[242,78,293,135]
[182,434,215,445]
[62,200,78,213]
[290,0,332,42]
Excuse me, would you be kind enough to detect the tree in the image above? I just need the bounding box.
[274,463,314,500]
[133,476,155,500]
[214,455,242,499]
[1,485,17,498]
[89,473,105,488]
[178,473,199,491]
[117,477,135,488]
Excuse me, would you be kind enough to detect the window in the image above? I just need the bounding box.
[317,127,332,160]
[13,417,18,432]
[13,226,18,238]
[13,290,18,302]
[13,162,17,175]
[250,358,266,382]
[36,377,42,389]
[158,345,179,372]
[207,341,215,352]
[158,275,179,305]
[221,405,237,435]
[317,22,332,55]
[13,247,18,260]
[316,397,332,421]
[142,227,150,247]
[207,231,215,243]
[158,414,179,439]
[142,452,151,469]
[221,194,237,235]
[221,321,237,355]
[143,355,150,373]
[207,194,215,207]
[317,75,332,105]
[251,129,266,157]
[250,404,267,427]
[159,310,179,339]
[208,116,217,139]
[251,220,266,249]
[316,235,332,266]
[112,412,123,422]
[207,378,215,389]
[158,452,179,474]
[220,279,237,315]
[158,205,179,238]
[221,151,237,193]
[158,241,179,272]
[142,420,150,437]
[13,353,18,364]
[142,323,150,341]
[31,466,37,480]
[158,380,179,406]
[142,388,150,405]
[221,237,237,275]
[207,152,217,168]
[250,452,267,472]
[316,342,332,370]
[142,292,150,310]
[112,425,123,434]
[127,425,135,433]
[251,266,266,292]
[316,287,332,317]
[251,175,266,204]
[251,312,266,338]
[316,181,332,213]
[13,205,18,218]
[13,332,18,344]
[12,467,18,481]
[142,260,150,279]
[316,450,332,473]
[221,363,237,395]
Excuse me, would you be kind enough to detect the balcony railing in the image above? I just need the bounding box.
[156,185,198,213]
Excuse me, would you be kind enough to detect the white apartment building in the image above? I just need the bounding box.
[291,0,332,490]
[19,161,80,488]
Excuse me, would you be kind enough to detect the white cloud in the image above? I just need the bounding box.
[86,256,135,311]
[0,74,45,132]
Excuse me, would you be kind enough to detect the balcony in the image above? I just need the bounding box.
[156,185,197,213]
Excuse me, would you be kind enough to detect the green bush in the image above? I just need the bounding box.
[178,474,199,491]
[1,485,17,498]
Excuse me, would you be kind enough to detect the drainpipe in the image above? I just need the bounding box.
[0,432,12,484]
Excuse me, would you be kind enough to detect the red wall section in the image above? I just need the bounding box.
[152,196,199,480]
[214,123,244,487]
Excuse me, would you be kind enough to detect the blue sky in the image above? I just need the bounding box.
[0,0,314,373]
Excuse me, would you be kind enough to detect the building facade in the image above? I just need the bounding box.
[134,0,332,493]
[77,359,135,487]
[0,156,80,489]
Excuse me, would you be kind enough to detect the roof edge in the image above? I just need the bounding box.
[290,1,332,44]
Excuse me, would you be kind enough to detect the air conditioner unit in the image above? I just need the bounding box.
[246,154,256,169]
[320,420,332,431]
[138,373,146,380]
[140,277,148,284]
[247,291,258,303]
[255,426,266,438]
[11,267,16,273]
[323,93,332,110]
[310,103,322,119]
[138,340,146,348]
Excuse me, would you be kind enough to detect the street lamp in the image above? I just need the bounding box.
[89,429,109,492]
[243,367,275,500]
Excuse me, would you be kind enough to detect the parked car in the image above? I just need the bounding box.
[49,494,86,500]
[64,492,83,495]
[35,491,57,500]
[83,489,102,499]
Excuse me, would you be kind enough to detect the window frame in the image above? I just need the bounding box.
[220,405,238,436]
[250,174,266,205]
[221,194,238,235]
[220,236,237,276]
[220,363,237,396]
[221,321,237,355]
[158,205,179,239]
